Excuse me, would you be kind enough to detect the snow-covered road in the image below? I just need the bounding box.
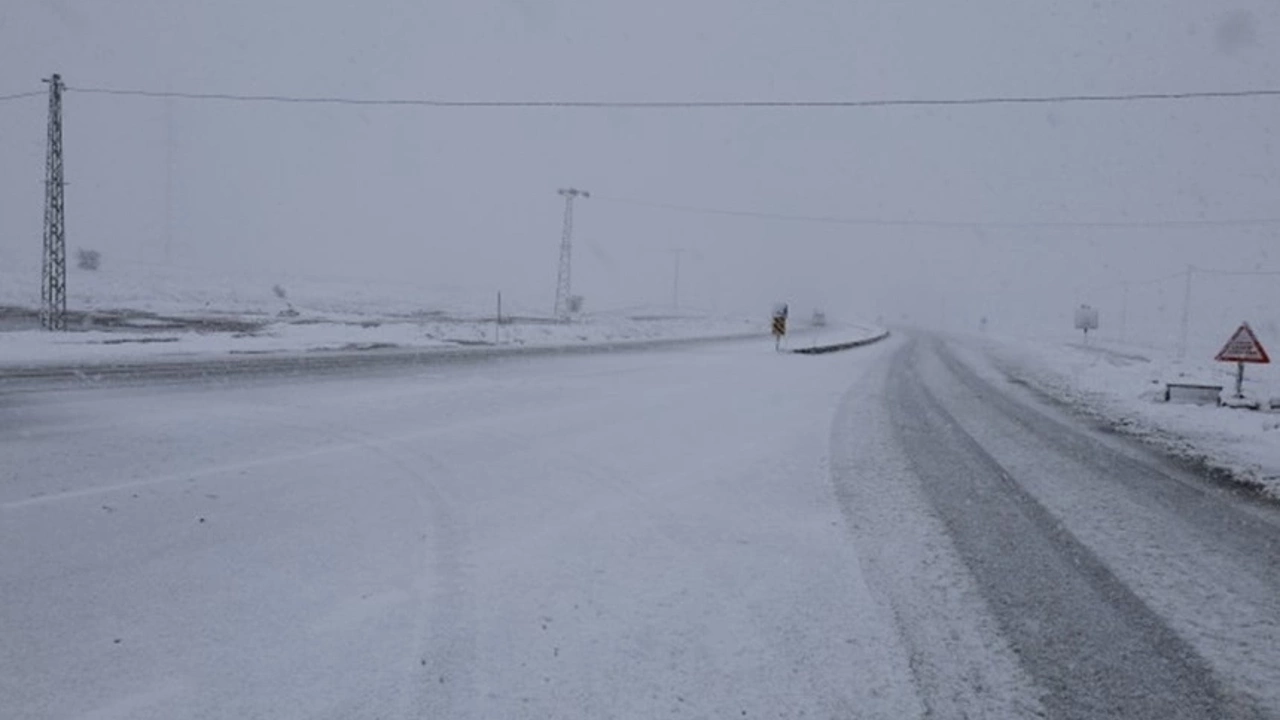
[853,338,1280,718]
[2,337,922,719]
[3,335,1278,719]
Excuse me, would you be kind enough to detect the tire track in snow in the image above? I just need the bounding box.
[931,338,1280,714]
[286,417,475,719]
[828,345,1045,719]
[891,338,1255,719]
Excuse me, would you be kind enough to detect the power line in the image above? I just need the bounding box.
[1193,267,1280,277]
[1086,266,1280,304]
[63,85,1280,109]
[1131,271,1191,287]
[0,90,43,103]
[1087,271,1188,297]
[592,195,1280,230]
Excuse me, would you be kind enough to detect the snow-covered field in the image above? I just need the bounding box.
[977,333,1280,498]
[0,260,522,321]
[0,262,890,368]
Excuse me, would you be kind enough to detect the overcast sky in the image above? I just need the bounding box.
[2,1,1278,347]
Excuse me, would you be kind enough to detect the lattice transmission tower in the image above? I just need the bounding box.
[41,73,67,331]
[553,188,588,320]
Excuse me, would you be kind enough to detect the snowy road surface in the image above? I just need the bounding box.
[3,335,1279,718]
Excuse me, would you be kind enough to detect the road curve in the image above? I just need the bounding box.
[4,332,1279,719]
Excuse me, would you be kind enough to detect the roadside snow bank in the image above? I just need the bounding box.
[980,336,1280,499]
[0,315,762,369]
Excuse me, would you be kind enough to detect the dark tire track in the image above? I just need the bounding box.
[887,338,1259,719]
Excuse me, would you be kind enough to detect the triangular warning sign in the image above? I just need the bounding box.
[1215,323,1270,364]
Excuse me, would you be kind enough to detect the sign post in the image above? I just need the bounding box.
[771,303,789,352]
[1074,304,1099,343]
[1214,322,1270,399]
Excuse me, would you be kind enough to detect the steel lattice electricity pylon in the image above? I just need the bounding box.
[41,73,67,331]
[553,187,588,320]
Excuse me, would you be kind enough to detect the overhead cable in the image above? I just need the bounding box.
[592,195,1280,230]
[64,86,1280,109]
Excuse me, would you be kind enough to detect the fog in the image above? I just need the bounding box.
[2,1,1278,352]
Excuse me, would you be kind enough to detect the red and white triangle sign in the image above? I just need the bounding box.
[1215,323,1270,364]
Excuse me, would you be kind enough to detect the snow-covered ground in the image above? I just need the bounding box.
[0,261,887,368]
[0,315,780,368]
[6,327,1277,718]
[0,260,520,321]
[976,333,1280,498]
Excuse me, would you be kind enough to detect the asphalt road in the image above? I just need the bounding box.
[3,334,1278,719]
[834,336,1280,719]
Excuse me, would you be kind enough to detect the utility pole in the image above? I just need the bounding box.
[1178,265,1193,359]
[669,248,684,311]
[41,73,67,331]
[1120,282,1129,343]
[553,188,588,320]
[164,93,175,265]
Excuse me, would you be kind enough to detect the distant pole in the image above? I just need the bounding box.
[670,248,684,311]
[496,291,502,344]
[41,73,67,331]
[1178,265,1193,359]
[164,93,175,265]
[553,188,589,320]
[1120,282,1129,343]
